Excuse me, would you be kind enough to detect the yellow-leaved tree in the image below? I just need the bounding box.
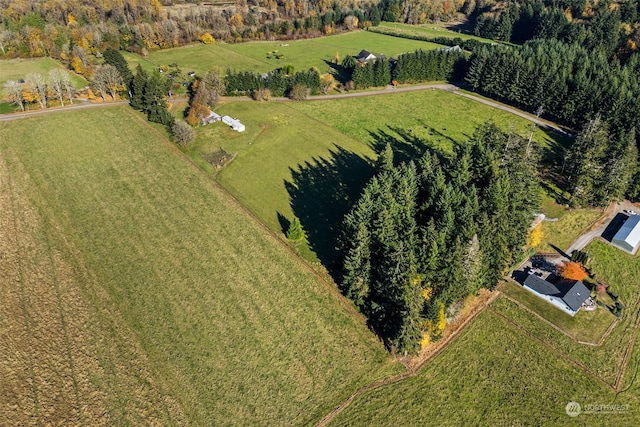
[200,33,215,44]
[527,223,544,248]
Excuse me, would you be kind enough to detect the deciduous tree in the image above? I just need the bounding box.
[3,80,25,111]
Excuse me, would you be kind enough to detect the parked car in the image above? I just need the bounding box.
[624,209,638,215]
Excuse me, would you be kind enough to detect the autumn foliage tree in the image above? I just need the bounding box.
[557,261,589,281]
[527,223,544,248]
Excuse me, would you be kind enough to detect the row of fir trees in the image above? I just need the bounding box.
[224,68,320,97]
[339,122,540,354]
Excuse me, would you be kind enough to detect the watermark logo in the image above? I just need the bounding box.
[566,401,629,417]
[566,401,581,417]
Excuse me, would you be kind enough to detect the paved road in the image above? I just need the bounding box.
[0,84,573,136]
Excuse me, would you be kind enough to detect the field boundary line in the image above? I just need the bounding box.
[315,290,499,427]
[487,305,616,391]
[497,283,620,347]
[614,294,640,390]
[123,107,369,324]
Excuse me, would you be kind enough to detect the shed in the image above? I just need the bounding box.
[612,214,640,253]
[201,110,221,126]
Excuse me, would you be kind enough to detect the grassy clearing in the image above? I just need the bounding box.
[204,101,377,264]
[123,31,443,77]
[332,309,640,426]
[500,280,615,344]
[203,90,565,266]
[288,89,560,156]
[537,197,603,252]
[376,21,497,43]
[0,57,88,89]
[0,107,401,425]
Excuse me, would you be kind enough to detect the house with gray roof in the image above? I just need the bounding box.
[523,274,590,316]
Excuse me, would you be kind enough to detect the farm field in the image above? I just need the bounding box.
[0,57,88,88]
[201,101,377,264]
[123,30,443,77]
[288,89,562,156]
[375,21,497,43]
[0,107,401,426]
[205,90,567,267]
[331,307,640,426]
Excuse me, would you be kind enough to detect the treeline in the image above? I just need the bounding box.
[0,0,384,61]
[466,40,640,130]
[472,0,640,59]
[224,68,320,97]
[392,49,467,83]
[129,62,174,126]
[564,118,639,206]
[350,57,392,89]
[340,122,539,354]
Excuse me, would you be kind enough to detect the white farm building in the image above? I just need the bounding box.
[222,115,245,132]
[612,214,640,253]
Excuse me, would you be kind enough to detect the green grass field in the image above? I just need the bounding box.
[123,31,443,77]
[331,308,640,426]
[375,21,497,43]
[288,90,561,156]
[537,196,603,252]
[200,90,566,267]
[0,107,401,425]
[0,57,88,89]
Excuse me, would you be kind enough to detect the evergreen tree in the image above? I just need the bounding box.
[130,64,147,110]
[103,47,133,86]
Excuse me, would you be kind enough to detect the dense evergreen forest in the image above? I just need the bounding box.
[340,123,540,353]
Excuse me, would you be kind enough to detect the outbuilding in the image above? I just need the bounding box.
[612,214,640,253]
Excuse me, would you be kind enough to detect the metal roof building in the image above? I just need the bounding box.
[612,214,640,253]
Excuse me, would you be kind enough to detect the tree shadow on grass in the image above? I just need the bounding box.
[285,146,375,277]
[322,59,350,84]
[369,125,452,167]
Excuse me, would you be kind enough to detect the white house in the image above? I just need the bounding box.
[221,115,245,132]
[356,49,376,64]
[612,214,640,253]
[523,274,590,317]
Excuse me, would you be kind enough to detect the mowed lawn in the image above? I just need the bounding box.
[0,107,401,426]
[0,57,88,88]
[331,308,640,426]
[123,30,443,76]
